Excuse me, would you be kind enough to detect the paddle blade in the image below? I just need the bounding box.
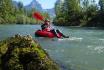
[33,12,44,21]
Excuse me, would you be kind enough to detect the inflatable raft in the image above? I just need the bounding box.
[35,30,62,38]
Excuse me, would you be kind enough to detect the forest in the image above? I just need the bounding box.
[54,0,104,27]
[0,0,104,27]
[0,0,50,24]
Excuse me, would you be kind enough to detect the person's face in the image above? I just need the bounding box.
[45,21,50,24]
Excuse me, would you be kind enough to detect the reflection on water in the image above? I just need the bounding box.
[0,25,104,70]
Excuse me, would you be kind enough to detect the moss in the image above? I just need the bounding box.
[0,34,59,70]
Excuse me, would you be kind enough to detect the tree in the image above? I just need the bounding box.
[79,0,99,26]
[54,0,67,25]
[0,0,14,23]
[42,12,50,20]
[64,0,81,25]
[17,2,24,14]
[81,0,89,12]
[99,0,104,12]
[54,0,82,26]
[0,0,13,17]
[55,0,65,17]
[54,0,101,27]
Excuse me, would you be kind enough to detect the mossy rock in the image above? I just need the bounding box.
[0,34,59,70]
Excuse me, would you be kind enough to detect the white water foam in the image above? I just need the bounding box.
[58,37,83,41]
[99,39,104,41]
[94,46,104,53]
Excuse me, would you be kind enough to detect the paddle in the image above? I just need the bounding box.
[33,12,44,21]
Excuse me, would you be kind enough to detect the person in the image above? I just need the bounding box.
[41,19,69,38]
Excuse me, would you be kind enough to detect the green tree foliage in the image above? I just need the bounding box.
[0,0,14,23]
[0,0,13,17]
[0,0,50,24]
[55,0,66,24]
[17,2,24,14]
[54,0,104,27]
[81,0,89,12]
[42,12,50,20]
[54,0,81,26]
[66,0,81,25]
[99,0,104,12]
[55,0,65,17]
[97,0,104,26]
[80,0,98,26]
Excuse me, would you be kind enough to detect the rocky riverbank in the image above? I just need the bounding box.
[0,34,59,70]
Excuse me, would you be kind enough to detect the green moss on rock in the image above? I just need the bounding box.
[0,34,59,70]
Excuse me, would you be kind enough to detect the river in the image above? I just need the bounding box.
[0,25,104,70]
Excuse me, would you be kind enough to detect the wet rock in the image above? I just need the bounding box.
[0,35,59,70]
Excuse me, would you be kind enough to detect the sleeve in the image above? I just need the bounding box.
[41,24,48,30]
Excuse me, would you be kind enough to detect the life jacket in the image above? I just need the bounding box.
[41,22,51,31]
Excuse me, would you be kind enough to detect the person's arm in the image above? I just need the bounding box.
[49,23,54,29]
[41,23,48,30]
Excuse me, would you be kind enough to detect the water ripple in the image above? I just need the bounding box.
[87,45,104,54]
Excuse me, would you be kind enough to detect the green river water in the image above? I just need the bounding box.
[0,25,104,70]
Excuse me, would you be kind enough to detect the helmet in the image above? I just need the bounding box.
[44,19,50,22]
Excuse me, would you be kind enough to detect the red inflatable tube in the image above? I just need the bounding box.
[35,30,62,38]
